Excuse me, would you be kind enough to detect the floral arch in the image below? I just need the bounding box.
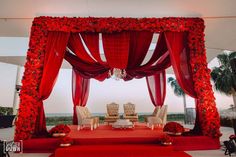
[15,17,221,141]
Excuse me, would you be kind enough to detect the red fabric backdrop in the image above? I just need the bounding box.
[102,32,130,69]
[35,31,70,136]
[164,32,197,98]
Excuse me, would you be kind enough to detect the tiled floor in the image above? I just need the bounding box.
[0,126,233,157]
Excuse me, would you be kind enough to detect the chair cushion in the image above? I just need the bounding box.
[84,107,92,117]
[123,103,136,116]
[107,103,119,116]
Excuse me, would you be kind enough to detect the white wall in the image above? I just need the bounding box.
[0,62,17,107]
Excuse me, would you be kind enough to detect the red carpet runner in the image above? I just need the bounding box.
[52,145,191,157]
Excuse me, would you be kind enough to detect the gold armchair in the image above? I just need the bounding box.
[123,102,138,123]
[104,102,119,124]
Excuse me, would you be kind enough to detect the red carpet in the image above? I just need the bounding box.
[172,136,220,151]
[22,123,220,154]
[23,138,60,153]
[53,145,191,157]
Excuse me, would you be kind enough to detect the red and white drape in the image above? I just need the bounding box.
[72,68,90,125]
[146,70,166,106]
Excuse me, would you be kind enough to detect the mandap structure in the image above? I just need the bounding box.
[14,16,221,141]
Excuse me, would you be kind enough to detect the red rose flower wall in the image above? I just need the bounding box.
[14,17,221,141]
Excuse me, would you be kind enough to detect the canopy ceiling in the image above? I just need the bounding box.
[0,0,235,71]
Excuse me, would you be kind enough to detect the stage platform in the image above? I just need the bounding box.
[23,123,220,155]
[68,124,165,145]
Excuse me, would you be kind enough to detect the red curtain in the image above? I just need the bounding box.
[102,32,130,69]
[65,55,109,81]
[68,33,96,63]
[164,32,197,98]
[65,32,172,81]
[66,32,199,85]
[81,33,107,65]
[65,33,110,81]
[127,31,153,69]
[125,32,171,80]
[72,68,90,124]
[146,70,166,106]
[141,33,169,67]
[34,31,70,136]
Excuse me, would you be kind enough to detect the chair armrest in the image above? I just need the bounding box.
[147,117,162,124]
[82,118,94,123]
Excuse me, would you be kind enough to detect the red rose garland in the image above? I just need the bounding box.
[48,124,71,135]
[163,122,185,134]
[60,137,74,145]
[14,17,221,140]
[160,134,173,144]
[187,21,221,138]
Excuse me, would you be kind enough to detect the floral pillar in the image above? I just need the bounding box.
[14,18,48,141]
[188,19,221,138]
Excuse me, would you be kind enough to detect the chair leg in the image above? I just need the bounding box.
[151,125,154,130]
[77,125,81,130]
[91,125,93,131]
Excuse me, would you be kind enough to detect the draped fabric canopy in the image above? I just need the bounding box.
[34,30,196,130]
[65,31,173,80]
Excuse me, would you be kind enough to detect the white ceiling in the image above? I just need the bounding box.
[0,0,235,69]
